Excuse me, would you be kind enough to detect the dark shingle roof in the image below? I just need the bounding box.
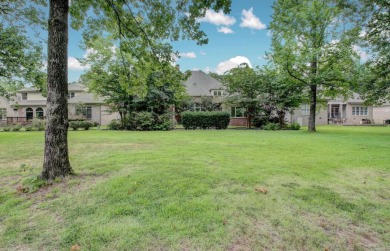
[183,70,224,97]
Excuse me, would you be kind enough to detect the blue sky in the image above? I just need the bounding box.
[66,0,275,82]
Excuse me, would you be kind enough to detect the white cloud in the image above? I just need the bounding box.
[199,9,236,26]
[200,50,206,56]
[204,67,211,73]
[68,57,89,70]
[215,56,252,74]
[240,8,266,30]
[353,45,369,61]
[179,52,197,59]
[359,30,367,38]
[217,26,234,34]
[192,68,200,71]
[83,48,97,58]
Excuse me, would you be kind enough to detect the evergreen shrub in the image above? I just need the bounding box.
[181,111,230,130]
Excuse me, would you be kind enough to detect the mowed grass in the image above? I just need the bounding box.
[0,126,389,250]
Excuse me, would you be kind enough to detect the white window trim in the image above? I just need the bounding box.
[190,103,202,112]
[231,107,245,118]
[352,106,368,116]
[301,104,309,116]
[76,106,92,119]
[0,108,6,120]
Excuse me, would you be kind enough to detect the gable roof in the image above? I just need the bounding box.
[183,70,224,97]
[68,93,104,104]
[68,83,87,91]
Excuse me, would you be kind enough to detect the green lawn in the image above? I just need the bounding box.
[0,126,389,250]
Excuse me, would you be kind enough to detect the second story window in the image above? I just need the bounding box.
[68,92,75,99]
[213,90,223,97]
[22,93,27,100]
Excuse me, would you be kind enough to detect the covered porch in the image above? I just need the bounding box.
[328,103,347,124]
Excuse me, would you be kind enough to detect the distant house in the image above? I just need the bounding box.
[0,83,118,125]
[182,70,247,126]
[290,93,390,126]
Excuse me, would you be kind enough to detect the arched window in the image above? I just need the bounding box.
[36,107,44,118]
[26,108,33,120]
[190,103,202,112]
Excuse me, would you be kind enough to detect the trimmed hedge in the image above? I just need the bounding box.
[181,111,230,130]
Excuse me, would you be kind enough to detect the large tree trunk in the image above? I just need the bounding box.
[308,84,317,132]
[277,110,286,128]
[42,0,73,180]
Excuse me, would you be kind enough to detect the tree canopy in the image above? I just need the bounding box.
[269,0,362,131]
[38,0,232,179]
[0,1,47,97]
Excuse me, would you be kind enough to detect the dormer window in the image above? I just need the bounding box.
[68,92,75,99]
[22,93,27,100]
[213,90,223,97]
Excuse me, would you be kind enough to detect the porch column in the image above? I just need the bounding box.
[328,103,331,124]
[339,104,342,118]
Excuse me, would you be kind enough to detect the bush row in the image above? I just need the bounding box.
[108,112,173,131]
[69,120,98,130]
[181,111,230,130]
[0,118,46,132]
[262,122,301,131]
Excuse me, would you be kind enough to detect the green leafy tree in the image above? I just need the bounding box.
[81,42,188,129]
[37,0,232,179]
[223,63,261,128]
[259,66,304,128]
[358,0,390,104]
[269,0,362,132]
[0,1,46,98]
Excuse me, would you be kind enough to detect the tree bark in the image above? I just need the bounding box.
[42,0,73,180]
[278,110,286,128]
[308,84,317,132]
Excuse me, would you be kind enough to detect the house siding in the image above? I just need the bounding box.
[373,105,390,124]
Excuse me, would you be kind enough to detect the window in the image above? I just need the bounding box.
[231,107,245,118]
[76,106,92,119]
[213,90,223,97]
[0,108,6,120]
[68,92,75,99]
[36,107,44,118]
[26,107,33,120]
[22,93,27,100]
[190,103,202,112]
[352,106,368,116]
[301,104,309,116]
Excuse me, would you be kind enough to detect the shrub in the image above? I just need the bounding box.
[153,113,174,131]
[263,122,279,130]
[24,125,34,131]
[107,119,122,130]
[134,112,155,131]
[80,121,94,130]
[2,126,11,132]
[289,122,301,130]
[69,121,81,130]
[12,124,22,131]
[252,116,268,128]
[69,120,94,130]
[385,119,390,125]
[31,118,45,131]
[181,111,230,130]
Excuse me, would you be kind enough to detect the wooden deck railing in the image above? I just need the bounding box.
[6,117,45,125]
